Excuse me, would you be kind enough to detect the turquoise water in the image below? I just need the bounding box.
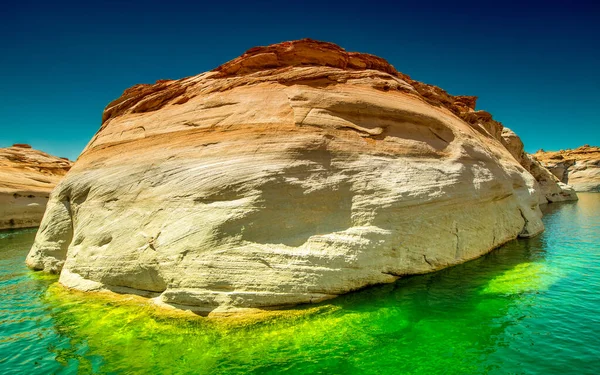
[1,194,599,374]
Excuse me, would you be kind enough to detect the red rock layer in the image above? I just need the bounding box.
[99,39,503,144]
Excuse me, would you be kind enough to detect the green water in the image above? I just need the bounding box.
[1,194,599,374]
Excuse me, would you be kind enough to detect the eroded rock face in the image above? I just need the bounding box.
[500,128,578,203]
[27,39,561,313]
[534,146,600,192]
[0,145,71,230]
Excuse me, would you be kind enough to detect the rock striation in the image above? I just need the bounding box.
[534,145,600,192]
[0,145,72,230]
[26,39,575,314]
[500,128,578,202]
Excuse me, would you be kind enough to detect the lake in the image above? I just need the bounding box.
[1,193,599,374]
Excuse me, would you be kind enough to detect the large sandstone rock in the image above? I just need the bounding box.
[27,39,563,313]
[534,146,600,192]
[500,128,578,203]
[0,145,72,230]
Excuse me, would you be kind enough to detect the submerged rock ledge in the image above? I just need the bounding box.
[27,39,576,314]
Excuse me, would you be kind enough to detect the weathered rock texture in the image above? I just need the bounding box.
[500,128,578,202]
[26,39,574,313]
[534,145,600,192]
[0,145,72,230]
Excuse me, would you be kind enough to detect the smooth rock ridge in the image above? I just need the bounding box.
[27,39,571,314]
[0,145,72,230]
[534,145,600,192]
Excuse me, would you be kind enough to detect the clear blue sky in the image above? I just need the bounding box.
[2,0,599,160]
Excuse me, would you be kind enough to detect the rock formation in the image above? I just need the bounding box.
[500,128,578,202]
[534,145,600,192]
[26,39,575,313]
[0,144,72,230]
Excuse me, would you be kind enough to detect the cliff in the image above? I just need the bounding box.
[0,144,72,230]
[500,128,578,202]
[534,145,600,192]
[26,39,574,314]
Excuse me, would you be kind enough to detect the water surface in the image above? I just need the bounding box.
[1,194,599,374]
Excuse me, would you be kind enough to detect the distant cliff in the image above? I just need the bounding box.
[0,144,72,229]
[499,128,578,203]
[534,145,600,192]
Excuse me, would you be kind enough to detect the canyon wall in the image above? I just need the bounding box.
[0,145,71,230]
[534,146,600,192]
